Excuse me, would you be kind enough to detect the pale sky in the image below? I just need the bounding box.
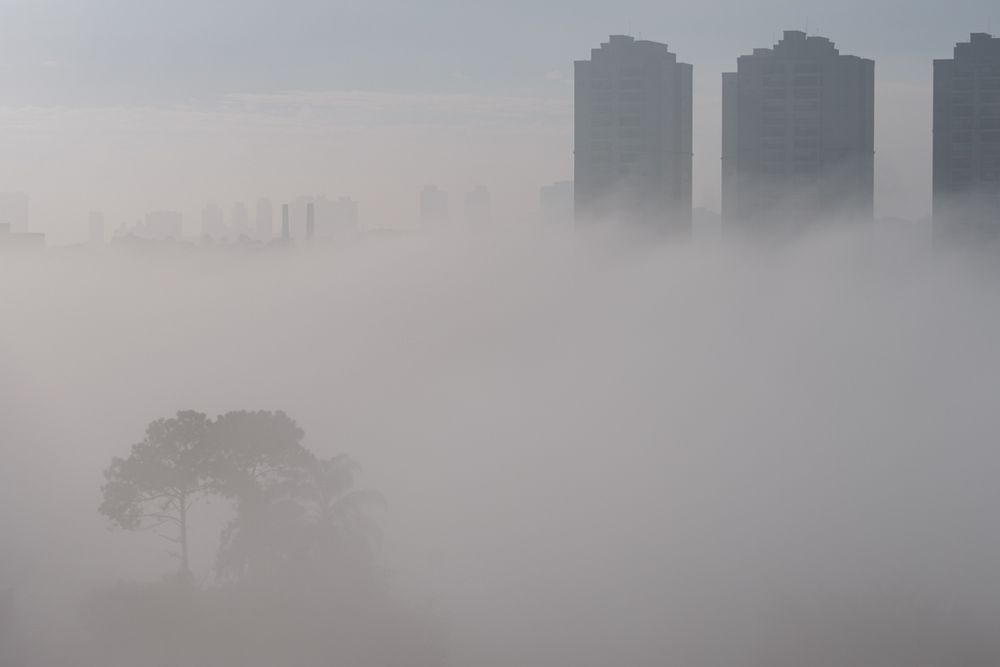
[0,0,997,242]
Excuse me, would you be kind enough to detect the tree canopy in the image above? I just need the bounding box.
[99,409,382,584]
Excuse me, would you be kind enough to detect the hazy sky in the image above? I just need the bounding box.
[1,0,998,241]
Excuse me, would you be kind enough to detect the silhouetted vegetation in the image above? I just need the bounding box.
[85,410,441,667]
[100,411,215,577]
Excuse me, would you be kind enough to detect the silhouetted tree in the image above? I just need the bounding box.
[208,410,311,581]
[99,409,385,587]
[297,453,386,575]
[99,411,214,577]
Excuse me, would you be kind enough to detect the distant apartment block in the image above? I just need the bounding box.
[574,35,692,235]
[722,31,874,235]
[933,33,1000,242]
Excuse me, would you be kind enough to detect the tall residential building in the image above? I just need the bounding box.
[574,35,692,235]
[420,185,449,231]
[933,33,1000,242]
[722,31,874,235]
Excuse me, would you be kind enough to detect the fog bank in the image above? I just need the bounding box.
[3,230,1000,665]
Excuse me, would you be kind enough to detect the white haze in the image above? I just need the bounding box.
[3,229,1000,665]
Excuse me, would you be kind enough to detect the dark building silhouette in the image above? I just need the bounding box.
[574,35,692,235]
[281,204,290,241]
[540,181,574,226]
[306,202,316,241]
[933,33,1000,243]
[420,185,449,231]
[722,31,874,236]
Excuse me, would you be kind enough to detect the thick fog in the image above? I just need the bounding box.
[4,229,1000,665]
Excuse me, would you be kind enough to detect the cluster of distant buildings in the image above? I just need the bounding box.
[1,185,502,251]
[573,30,1000,243]
[8,31,1000,249]
[110,196,361,246]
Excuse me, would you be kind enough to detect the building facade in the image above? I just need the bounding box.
[933,33,1000,243]
[722,31,874,236]
[574,35,692,235]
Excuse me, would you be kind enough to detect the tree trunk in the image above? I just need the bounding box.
[179,491,190,577]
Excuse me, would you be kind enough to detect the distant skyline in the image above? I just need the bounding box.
[2,1,999,242]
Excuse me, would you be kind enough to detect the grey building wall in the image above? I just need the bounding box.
[574,35,692,236]
[722,31,874,237]
[933,33,1000,243]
